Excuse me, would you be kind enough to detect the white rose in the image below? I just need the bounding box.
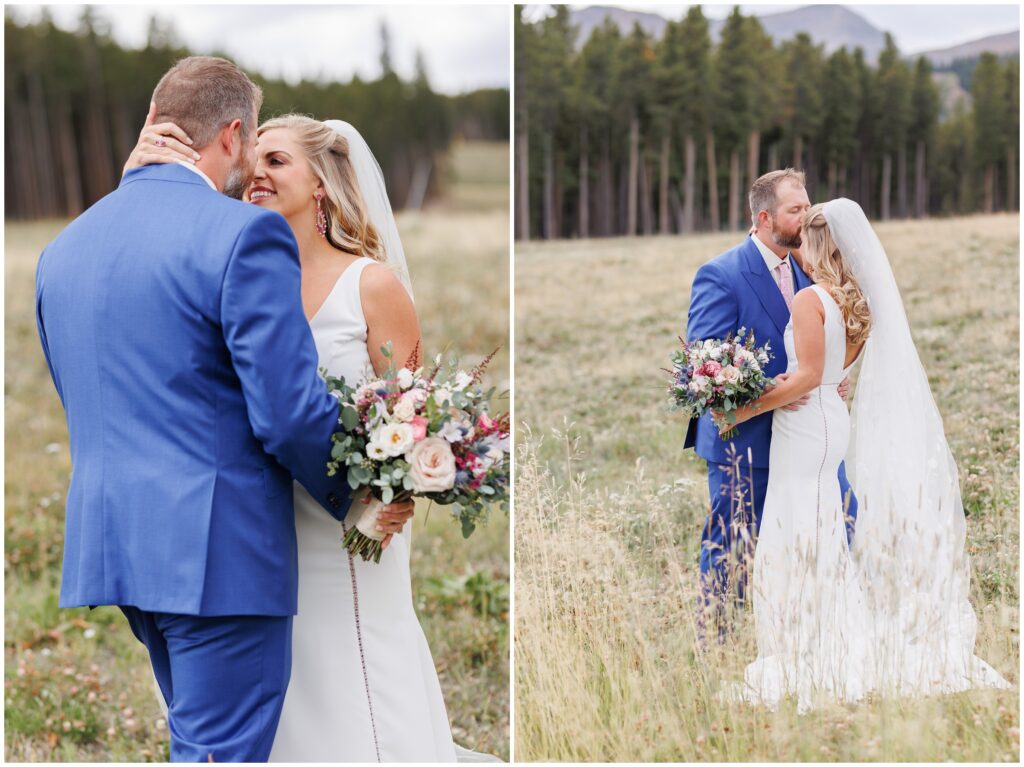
[392,394,418,422]
[407,437,457,493]
[478,442,505,472]
[439,418,472,443]
[373,422,415,457]
[709,346,723,360]
[720,365,740,384]
[433,386,454,406]
[396,368,414,390]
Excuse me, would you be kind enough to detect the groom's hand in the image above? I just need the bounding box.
[774,373,811,412]
[837,376,850,401]
[372,498,415,550]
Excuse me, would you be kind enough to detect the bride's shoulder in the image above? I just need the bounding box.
[358,260,413,308]
[791,286,826,315]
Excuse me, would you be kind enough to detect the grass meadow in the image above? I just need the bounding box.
[4,141,510,761]
[515,214,1019,761]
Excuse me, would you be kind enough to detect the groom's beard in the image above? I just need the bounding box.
[223,164,252,200]
[771,223,803,250]
[223,157,254,200]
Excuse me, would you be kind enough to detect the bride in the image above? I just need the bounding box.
[126,114,492,760]
[722,198,1011,711]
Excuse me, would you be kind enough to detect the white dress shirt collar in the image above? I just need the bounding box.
[753,231,790,286]
[175,160,217,191]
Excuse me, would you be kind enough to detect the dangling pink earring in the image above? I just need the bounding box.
[315,192,327,238]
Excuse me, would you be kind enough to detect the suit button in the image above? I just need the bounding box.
[327,492,341,509]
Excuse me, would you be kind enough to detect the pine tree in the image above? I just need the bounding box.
[780,33,825,195]
[673,6,712,233]
[971,53,1003,213]
[613,23,654,236]
[514,6,532,240]
[1003,58,1019,211]
[576,21,619,237]
[714,8,759,231]
[876,34,911,219]
[822,48,860,199]
[908,57,939,217]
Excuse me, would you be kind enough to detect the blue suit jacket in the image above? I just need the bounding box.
[684,236,812,468]
[35,163,353,617]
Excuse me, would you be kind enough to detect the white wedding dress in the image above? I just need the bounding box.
[738,283,1010,712]
[269,257,458,762]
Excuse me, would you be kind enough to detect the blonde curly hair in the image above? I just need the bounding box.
[801,204,872,346]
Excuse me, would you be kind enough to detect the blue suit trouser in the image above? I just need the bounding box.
[120,607,292,763]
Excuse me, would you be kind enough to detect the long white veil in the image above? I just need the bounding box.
[823,199,981,667]
[322,119,414,300]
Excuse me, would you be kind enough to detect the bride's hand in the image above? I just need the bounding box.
[772,373,811,412]
[371,497,415,550]
[122,101,200,176]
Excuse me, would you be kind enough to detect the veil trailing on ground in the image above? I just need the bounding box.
[823,198,985,680]
[322,119,414,300]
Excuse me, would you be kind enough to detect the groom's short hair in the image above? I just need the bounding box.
[152,56,263,150]
[749,168,806,222]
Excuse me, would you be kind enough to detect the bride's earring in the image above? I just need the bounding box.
[315,192,327,238]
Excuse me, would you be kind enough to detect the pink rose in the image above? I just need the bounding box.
[406,387,429,405]
[407,437,457,493]
[410,415,428,441]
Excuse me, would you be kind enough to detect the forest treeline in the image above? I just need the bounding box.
[514,5,1019,240]
[5,10,509,220]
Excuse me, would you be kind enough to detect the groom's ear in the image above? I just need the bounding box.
[218,118,244,155]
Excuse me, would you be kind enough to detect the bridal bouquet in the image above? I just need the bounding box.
[668,328,774,438]
[325,345,510,562]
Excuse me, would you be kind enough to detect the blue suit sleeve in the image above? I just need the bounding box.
[35,248,65,409]
[220,211,352,521]
[686,261,739,344]
[684,260,739,449]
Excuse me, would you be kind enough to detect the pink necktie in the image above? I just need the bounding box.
[777,260,794,311]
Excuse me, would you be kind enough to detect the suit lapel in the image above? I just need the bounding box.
[740,238,790,336]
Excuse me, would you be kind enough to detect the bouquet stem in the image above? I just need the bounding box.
[341,489,415,564]
[342,526,385,563]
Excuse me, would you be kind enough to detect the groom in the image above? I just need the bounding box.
[685,168,858,632]
[35,56,412,761]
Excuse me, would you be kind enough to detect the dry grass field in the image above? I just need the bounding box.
[4,142,510,761]
[515,214,1019,762]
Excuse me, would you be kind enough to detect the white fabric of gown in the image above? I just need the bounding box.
[741,285,1009,713]
[269,257,457,762]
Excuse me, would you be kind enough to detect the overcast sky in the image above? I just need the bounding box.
[5,3,510,95]
[524,2,1020,54]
